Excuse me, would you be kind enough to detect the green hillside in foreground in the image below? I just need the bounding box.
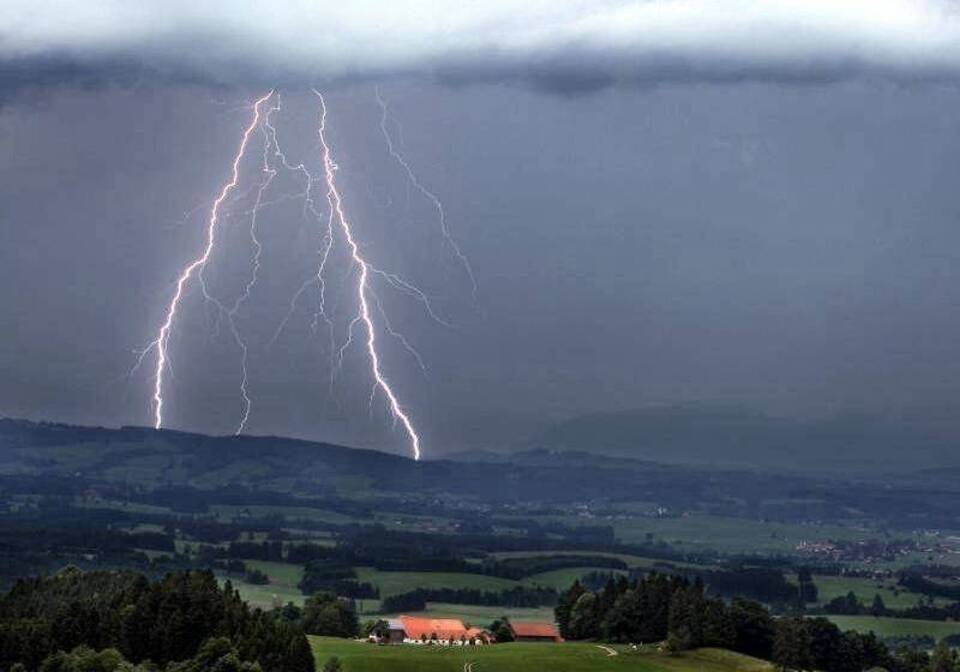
[309,638,775,672]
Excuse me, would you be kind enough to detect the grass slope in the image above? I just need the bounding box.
[310,638,775,672]
[825,616,960,641]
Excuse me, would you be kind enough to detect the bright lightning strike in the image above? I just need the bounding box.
[141,89,433,459]
[261,94,337,356]
[226,112,279,434]
[375,87,477,299]
[314,90,423,461]
[149,90,274,430]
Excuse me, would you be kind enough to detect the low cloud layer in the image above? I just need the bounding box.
[3,1,960,92]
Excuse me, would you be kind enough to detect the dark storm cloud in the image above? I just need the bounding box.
[4,1,960,95]
[7,4,960,460]
[0,56,133,105]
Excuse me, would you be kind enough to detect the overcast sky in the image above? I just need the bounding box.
[4,3,960,457]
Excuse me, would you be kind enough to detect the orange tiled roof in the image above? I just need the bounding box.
[399,615,470,640]
[510,621,561,639]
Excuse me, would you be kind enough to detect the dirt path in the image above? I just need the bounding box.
[463,662,475,672]
[596,644,618,657]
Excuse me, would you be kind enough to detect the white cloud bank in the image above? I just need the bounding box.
[3,1,960,89]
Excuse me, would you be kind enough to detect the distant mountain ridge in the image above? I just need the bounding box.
[0,417,725,505]
[528,406,960,473]
[3,417,960,528]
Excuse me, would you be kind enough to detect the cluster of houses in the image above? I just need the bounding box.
[371,615,562,646]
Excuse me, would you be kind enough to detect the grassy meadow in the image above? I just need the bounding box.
[825,616,960,642]
[354,567,518,597]
[309,638,775,672]
[812,575,941,610]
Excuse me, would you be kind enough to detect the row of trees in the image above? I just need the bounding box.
[36,638,263,672]
[819,589,960,623]
[900,574,960,602]
[554,574,943,672]
[666,566,815,607]
[0,568,313,672]
[380,585,558,613]
[297,562,378,599]
[271,592,360,639]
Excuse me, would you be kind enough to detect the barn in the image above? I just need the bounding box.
[377,615,490,645]
[509,621,563,643]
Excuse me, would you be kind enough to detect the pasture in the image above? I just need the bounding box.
[825,616,960,641]
[309,638,775,672]
[812,575,940,610]
[354,567,519,597]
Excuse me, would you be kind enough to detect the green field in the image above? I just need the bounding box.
[354,567,519,598]
[813,576,939,610]
[310,637,775,672]
[508,512,907,556]
[231,580,303,610]
[525,567,628,590]
[210,504,359,525]
[826,616,960,641]
[226,561,306,610]
[493,551,709,572]
[245,560,305,586]
[231,562,527,613]
[607,515,878,555]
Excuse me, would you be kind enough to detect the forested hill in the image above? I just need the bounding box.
[0,568,313,672]
[3,418,960,530]
[0,419,739,507]
[0,418,409,489]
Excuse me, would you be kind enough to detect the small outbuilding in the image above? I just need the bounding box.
[509,621,563,643]
[381,618,406,644]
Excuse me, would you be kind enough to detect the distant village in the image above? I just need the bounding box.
[795,535,960,564]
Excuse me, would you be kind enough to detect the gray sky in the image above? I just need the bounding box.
[5,3,960,457]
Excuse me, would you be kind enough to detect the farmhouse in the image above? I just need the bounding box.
[509,621,563,643]
[378,615,490,645]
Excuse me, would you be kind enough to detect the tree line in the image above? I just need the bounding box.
[297,562,378,599]
[555,573,946,672]
[0,568,313,672]
[819,589,960,623]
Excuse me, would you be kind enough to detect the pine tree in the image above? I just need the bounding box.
[729,598,775,660]
[702,599,734,649]
[568,592,599,640]
[555,582,586,639]
[773,617,811,671]
[931,640,958,672]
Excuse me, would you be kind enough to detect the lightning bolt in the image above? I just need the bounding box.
[149,90,274,430]
[262,94,337,381]
[314,90,422,461]
[266,97,435,383]
[225,113,278,434]
[142,88,430,459]
[375,87,477,299]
